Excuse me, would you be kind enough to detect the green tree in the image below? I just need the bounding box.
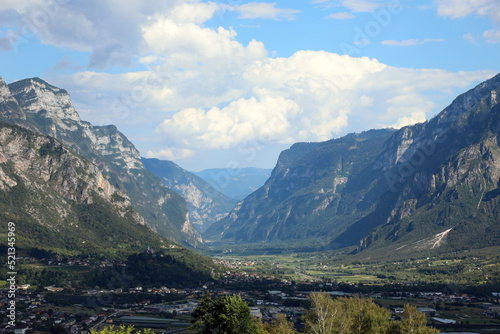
[388,305,439,334]
[303,293,439,334]
[263,313,297,334]
[191,293,258,334]
[191,293,215,333]
[304,293,390,334]
[89,325,152,334]
[303,292,340,334]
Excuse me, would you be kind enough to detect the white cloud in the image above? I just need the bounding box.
[53,42,494,158]
[390,112,427,129]
[314,0,387,12]
[142,15,266,65]
[381,38,444,46]
[145,148,195,161]
[156,96,301,149]
[463,32,478,44]
[434,0,500,43]
[167,1,218,23]
[226,2,300,20]
[434,0,499,20]
[0,0,192,68]
[145,51,492,151]
[15,0,491,164]
[327,12,356,19]
[483,28,500,43]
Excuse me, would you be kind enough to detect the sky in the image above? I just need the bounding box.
[0,0,499,171]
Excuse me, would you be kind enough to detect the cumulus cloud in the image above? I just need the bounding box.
[7,0,492,164]
[156,95,301,149]
[0,0,189,68]
[53,45,493,159]
[145,51,492,151]
[145,147,195,161]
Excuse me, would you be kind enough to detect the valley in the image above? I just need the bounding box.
[2,246,500,333]
[2,70,500,333]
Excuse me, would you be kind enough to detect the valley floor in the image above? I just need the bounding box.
[2,247,500,333]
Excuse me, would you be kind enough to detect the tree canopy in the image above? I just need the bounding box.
[303,292,439,334]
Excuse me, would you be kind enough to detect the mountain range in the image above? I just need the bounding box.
[0,76,201,248]
[205,73,500,257]
[1,72,500,261]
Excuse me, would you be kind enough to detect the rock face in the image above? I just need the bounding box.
[346,73,500,254]
[204,129,395,246]
[0,76,201,247]
[0,120,168,253]
[206,73,500,256]
[142,158,236,233]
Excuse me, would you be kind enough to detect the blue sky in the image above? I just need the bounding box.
[0,0,499,171]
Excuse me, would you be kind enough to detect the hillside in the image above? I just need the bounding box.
[0,120,167,255]
[205,73,500,257]
[142,158,236,232]
[0,76,201,247]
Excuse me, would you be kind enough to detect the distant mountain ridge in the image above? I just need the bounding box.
[206,73,500,257]
[194,167,272,201]
[142,158,236,233]
[0,76,201,247]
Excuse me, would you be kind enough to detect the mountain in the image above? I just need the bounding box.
[142,158,236,233]
[204,129,395,246]
[205,73,500,257]
[342,72,500,256]
[0,120,167,255]
[0,76,202,247]
[194,167,273,201]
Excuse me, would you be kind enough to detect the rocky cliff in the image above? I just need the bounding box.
[0,76,201,247]
[204,129,395,247]
[0,121,168,254]
[142,158,236,233]
[344,74,500,255]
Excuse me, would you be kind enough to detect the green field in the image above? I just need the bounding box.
[214,247,500,286]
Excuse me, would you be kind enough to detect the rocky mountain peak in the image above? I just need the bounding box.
[373,73,500,171]
[0,76,13,103]
[435,73,500,126]
[0,76,25,120]
[8,77,81,122]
